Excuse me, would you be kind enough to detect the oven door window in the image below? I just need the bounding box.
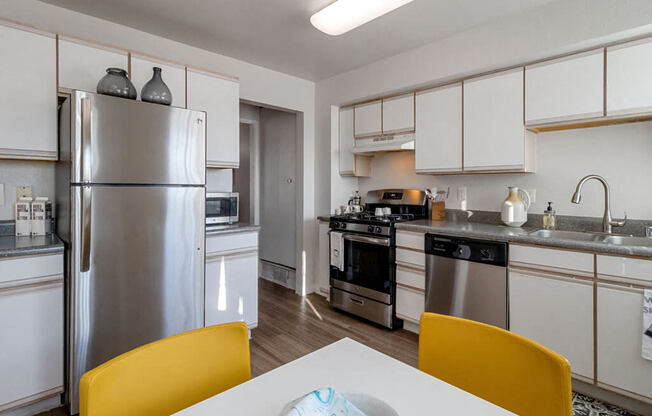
[206,198,231,218]
[339,237,392,294]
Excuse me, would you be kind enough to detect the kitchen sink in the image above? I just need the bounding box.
[528,229,607,242]
[529,229,652,246]
[601,235,652,247]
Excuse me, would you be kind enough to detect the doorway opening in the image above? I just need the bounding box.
[236,104,299,292]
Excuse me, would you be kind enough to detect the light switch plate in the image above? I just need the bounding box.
[0,184,4,206]
[16,186,32,199]
[457,187,467,201]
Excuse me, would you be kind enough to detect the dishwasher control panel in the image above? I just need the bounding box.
[425,234,507,267]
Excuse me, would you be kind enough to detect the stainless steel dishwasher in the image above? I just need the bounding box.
[425,233,508,329]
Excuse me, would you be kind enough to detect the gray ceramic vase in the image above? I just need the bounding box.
[141,67,172,106]
[96,68,137,99]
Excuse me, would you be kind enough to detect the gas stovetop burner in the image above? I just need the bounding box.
[331,212,416,224]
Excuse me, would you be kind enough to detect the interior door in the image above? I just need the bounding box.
[260,109,296,269]
[68,185,205,410]
[70,90,205,185]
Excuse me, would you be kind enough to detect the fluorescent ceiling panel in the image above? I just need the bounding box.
[311,0,415,36]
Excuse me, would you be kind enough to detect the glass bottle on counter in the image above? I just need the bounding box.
[543,202,556,230]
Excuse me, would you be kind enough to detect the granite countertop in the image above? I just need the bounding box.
[396,212,652,258]
[206,223,261,235]
[0,234,64,258]
[317,215,331,221]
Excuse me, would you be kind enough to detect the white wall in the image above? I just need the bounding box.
[359,121,652,219]
[315,0,652,219]
[0,161,55,220]
[1,0,318,293]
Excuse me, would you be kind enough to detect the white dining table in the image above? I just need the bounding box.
[174,337,515,415]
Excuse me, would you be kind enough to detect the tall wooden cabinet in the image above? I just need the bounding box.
[187,69,240,168]
[0,24,57,160]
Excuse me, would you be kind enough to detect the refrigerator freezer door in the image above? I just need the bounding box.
[70,90,206,185]
[67,185,205,413]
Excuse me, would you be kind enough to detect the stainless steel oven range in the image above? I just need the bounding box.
[329,189,427,329]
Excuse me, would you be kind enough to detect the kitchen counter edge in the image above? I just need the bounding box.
[0,235,65,258]
[396,220,652,258]
[206,224,261,236]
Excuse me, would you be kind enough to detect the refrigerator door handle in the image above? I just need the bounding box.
[81,97,92,183]
[80,186,92,272]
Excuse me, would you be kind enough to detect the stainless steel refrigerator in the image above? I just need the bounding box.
[56,91,206,414]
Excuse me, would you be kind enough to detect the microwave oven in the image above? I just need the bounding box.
[206,192,239,226]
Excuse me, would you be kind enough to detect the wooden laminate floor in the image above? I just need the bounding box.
[250,278,418,377]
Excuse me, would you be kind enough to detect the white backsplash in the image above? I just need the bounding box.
[357,121,652,220]
[0,160,55,221]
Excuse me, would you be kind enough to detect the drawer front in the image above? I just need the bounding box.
[206,231,258,255]
[396,265,425,291]
[396,285,424,323]
[396,248,425,269]
[396,231,425,251]
[597,255,652,285]
[510,244,593,275]
[0,254,63,287]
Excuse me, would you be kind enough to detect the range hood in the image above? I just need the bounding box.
[352,133,415,155]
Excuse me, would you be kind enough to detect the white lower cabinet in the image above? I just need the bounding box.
[597,283,652,400]
[396,284,424,324]
[0,254,63,413]
[318,221,330,297]
[205,232,259,329]
[509,270,594,379]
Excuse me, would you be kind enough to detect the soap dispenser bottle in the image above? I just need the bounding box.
[543,202,556,230]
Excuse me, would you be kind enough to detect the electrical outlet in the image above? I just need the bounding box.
[525,188,536,203]
[457,187,467,201]
[16,186,32,200]
[0,184,4,206]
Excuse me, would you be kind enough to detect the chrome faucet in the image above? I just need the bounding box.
[571,174,626,234]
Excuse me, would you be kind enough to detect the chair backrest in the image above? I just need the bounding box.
[418,313,572,416]
[80,322,251,416]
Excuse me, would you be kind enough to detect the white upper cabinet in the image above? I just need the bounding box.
[339,107,355,175]
[463,68,534,172]
[130,54,186,107]
[354,100,382,138]
[58,37,128,93]
[0,24,57,160]
[338,107,370,177]
[525,49,604,124]
[415,84,462,173]
[607,37,652,116]
[187,69,240,168]
[382,93,414,135]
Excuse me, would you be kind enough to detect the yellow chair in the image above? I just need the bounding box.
[80,322,251,416]
[418,313,572,416]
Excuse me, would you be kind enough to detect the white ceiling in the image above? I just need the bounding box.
[39,0,557,81]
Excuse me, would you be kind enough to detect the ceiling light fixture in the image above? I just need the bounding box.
[310,0,414,36]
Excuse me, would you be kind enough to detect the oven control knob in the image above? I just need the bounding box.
[368,225,374,233]
[340,222,347,229]
[375,227,382,233]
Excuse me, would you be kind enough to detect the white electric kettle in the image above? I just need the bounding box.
[501,186,531,227]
